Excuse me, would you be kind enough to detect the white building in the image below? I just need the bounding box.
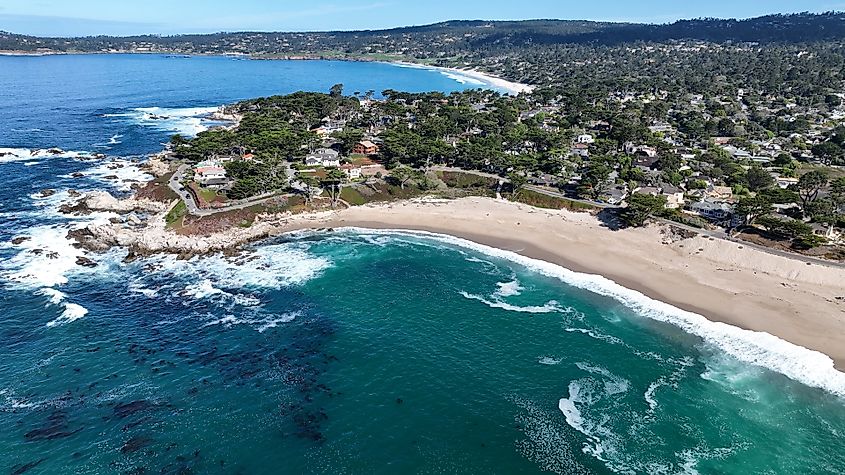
[305,148,341,167]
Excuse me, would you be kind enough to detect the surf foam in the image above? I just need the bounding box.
[338,228,845,398]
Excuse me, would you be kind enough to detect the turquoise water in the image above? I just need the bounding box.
[2,229,845,473]
[2,54,845,474]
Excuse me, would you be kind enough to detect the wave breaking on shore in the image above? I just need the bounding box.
[337,227,845,398]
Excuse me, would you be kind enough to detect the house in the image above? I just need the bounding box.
[194,166,228,188]
[340,163,362,180]
[570,143,590,158]
[352,140,379,155]
[576,134,595,144]
[635,186,660,196]
[776,177,799,189]
[689,200,734,220]
[604,185,628,205]
[629,145,658,158]
[633,155,659,171]
[660,184,685,209]
[704,185,733,201]
[305,148,340,167]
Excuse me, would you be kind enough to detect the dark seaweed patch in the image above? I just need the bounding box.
[10,458,45,475]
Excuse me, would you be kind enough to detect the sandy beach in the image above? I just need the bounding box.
[391,61,535,95]
[268,197,845,369]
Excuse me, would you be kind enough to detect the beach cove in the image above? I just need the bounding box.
[2,53,845,474]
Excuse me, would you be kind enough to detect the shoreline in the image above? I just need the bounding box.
[388,61,535,95]
[256,197,845,376]
[72,188,845,377]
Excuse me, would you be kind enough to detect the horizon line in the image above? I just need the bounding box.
[1,10,841,40]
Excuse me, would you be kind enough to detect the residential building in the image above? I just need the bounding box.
[305,148,341,167]
[340,163,362,180]
[689,200,734,220]
[352,140,380,155]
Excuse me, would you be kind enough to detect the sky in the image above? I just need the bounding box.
[0,0,842,37]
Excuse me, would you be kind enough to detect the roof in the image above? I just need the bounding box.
[358,140,377,148]
[195,166,225,174]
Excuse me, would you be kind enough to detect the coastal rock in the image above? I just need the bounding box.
[68,189,82,197]
[39,189,56,197]
[75,256,98,268]
[11,236,30,245]
[138,157,171,177]
[71,172,85,178]
[63,191,170,215]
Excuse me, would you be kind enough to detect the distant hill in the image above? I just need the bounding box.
[3,12,845,56]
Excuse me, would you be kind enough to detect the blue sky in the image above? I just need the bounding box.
[0,0,842,37]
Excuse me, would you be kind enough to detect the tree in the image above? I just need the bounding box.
[757,216,813,241]
[332,128,365,155]
[620,193,667,227]
[329,83,344,98]
[299,175,320,204]
[797,170,829,212]
[811,141,843,165]
[576,161,612,200]
[507,171,528,198]
[746,166,774,191]
[830,177,845,208]
[322,167,345,206]
[389,165,418,189]
[735,195,772,226]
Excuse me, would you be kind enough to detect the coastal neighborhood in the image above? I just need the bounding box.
[7,5,845,474]
[163,83,845,261]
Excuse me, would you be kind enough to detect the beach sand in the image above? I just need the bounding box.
[274,196,845,368]
[390,61,534,95]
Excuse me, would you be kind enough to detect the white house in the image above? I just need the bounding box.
[194,166,228,188]
[576,134,595,144]
[340,163,362,180]
[305,148,340,167]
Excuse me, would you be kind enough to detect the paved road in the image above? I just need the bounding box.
[167,163,288,217]
[432,166,845,269]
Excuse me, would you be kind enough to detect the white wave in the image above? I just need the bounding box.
[46,303,88,327]
[576,362,630,396]
[494,280,523,297]
[339,228,845,398]
[65,158,153,192]
[184,279,225,299]
[538,356,562,365]
[105,106,219,137]
[38,287,66,305]
[459,290,564,314]
[109,134,123,145]
[203,311,299,333]
[0,147,94,164]
[2,224,91,288]
[150,243,331,291]
[128,281,159,298]
[439,71,487,86]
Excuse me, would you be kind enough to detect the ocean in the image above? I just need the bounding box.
[1,54,844,474]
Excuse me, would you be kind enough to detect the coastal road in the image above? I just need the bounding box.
[167,163,288,217]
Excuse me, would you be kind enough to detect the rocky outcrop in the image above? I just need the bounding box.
[69,208,337,258]
[60,191,170,215]
[138,156,171,177]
